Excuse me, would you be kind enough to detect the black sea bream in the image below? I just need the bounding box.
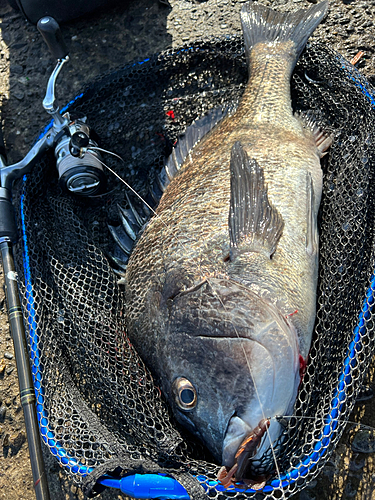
[124,0,331,484]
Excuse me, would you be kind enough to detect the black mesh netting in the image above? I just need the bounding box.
[11,36,375,499]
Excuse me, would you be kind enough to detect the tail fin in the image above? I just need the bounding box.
[240,1,328,64]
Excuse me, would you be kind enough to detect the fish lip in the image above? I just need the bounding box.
[235,418,271,480]
[222,414,252,468]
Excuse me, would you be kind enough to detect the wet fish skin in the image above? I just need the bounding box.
[124,0,330,472]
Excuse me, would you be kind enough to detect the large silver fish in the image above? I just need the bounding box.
[123,0,331,484]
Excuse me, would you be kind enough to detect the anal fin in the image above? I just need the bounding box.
[306,172,318,256]
[229,142,284,259]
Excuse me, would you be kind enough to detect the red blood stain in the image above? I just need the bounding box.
[299,354,307,380]
[166,110,175,119]
[286,309,298,318]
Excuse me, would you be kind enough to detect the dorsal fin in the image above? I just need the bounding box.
[229,142,284,259]
[158,105,235,191]
[296,111,333,157]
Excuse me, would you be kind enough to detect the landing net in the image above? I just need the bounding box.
[12,38,375,498]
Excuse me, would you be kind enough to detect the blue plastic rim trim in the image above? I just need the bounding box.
[20,177,94,478]
[19,50,375,498]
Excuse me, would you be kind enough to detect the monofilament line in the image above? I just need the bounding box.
[90,148,159,218]
[279,415,375,433]
[206,276,286,498]
[92,149,220,246]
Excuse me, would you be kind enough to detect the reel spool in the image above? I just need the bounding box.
[54,118,106,196]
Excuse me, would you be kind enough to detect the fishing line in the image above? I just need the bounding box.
[93,147,287,495]
[276,414,375,433]
[205,277,286,498]
[90,148,223,255]
[92,151,206,269]
[89,148,159,218]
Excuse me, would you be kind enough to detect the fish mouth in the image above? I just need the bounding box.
[219,417,271,488]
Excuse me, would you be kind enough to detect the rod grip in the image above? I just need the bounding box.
[37,17,69,60]
[0,191,18,242]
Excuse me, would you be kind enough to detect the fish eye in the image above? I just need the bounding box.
[172,377,197,411]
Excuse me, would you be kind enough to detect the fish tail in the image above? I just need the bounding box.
[240,1,328,66]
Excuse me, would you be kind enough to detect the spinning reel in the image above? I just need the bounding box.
[40,16,106,196]
[0,16,106,198]
[54,117,105,195]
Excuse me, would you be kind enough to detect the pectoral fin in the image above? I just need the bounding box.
[229,142,284,259]
[306,172,318,256]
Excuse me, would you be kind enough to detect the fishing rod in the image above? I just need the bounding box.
[0,240,50,500]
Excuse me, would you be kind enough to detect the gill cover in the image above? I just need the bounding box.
[161,278,300,464]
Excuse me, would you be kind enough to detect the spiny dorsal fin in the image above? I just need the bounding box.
[229,142,284,259]
[159,105,236,191]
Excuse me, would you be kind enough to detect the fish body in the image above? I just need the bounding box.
[124,0,330,477]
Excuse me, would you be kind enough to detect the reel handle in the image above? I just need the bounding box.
[37,17,68,60]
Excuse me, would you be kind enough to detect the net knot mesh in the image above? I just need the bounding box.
[13,38,375,498]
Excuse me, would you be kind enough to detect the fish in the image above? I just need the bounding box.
[121,0,332,485]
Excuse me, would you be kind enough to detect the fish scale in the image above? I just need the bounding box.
[132,104,319,355]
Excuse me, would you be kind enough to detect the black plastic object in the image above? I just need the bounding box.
[70,130,90,157]
[0,192,18,242]
[0,126,7,161]
[8,0,119,25]
[37,17,68,60]
[59,165,107,196]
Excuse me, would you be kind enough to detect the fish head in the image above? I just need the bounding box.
[157,276,301,470]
